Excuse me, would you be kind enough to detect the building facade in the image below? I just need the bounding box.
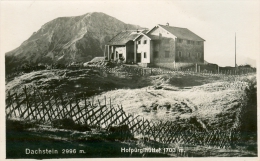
[105,24,205,69]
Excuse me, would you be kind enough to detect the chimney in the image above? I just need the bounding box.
[166,22,169,26]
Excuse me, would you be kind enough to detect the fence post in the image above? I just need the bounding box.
[195,64,198,72]
[198,65,200,73]
[69,94,73,118]
[23,86,32,119]
[92,96,94,107]
[83,93,87,107]
[218,66,219,74]
[15,93,22,116]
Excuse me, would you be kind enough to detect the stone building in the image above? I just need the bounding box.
[105,24,205,69]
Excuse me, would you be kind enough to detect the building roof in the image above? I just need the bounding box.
[107,30,140,45]
[107,25,204,45]
[146,34,160,40]
[158,24,205,41]
[133,32,160,41]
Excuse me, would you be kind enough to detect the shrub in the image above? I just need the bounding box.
[239,77,257,133]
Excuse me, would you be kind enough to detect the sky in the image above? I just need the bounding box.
[0,0,259,67]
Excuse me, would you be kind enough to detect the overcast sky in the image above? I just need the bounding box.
[0,0,259,66]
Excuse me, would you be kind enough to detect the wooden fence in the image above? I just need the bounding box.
[89,64,255,78]
[6,86,240,149]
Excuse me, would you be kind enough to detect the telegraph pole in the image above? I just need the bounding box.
[235,33,237,67]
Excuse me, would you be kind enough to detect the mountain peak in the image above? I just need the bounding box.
[5,12,142,73]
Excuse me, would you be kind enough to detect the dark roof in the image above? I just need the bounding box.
[107,30,140,45]
[158,24,205,41]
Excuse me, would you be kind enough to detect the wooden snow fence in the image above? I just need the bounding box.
[6,86,240,148]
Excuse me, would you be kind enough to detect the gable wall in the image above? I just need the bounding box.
[136,36,150,63]
[149,27,176,39]
[149,27,176,64]
[148,26,204,68]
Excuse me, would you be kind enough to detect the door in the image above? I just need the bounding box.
[137,53,141,63]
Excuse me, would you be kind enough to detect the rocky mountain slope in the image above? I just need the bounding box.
[5,12,142,72]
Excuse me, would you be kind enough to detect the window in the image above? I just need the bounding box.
[144,52,147,58]
[191,41,194,45]
[188,53,191,57]
[197,41,201,45]
[138,40,141,44]
[143,40,147,44]
[165,51,170,58]
[178,51,182,57]
[178,39,183,43]
[187,40,191,44]
[154,51,158,58]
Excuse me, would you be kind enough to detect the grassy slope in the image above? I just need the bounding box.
[5,68,257,157]
[6,69,254,130]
